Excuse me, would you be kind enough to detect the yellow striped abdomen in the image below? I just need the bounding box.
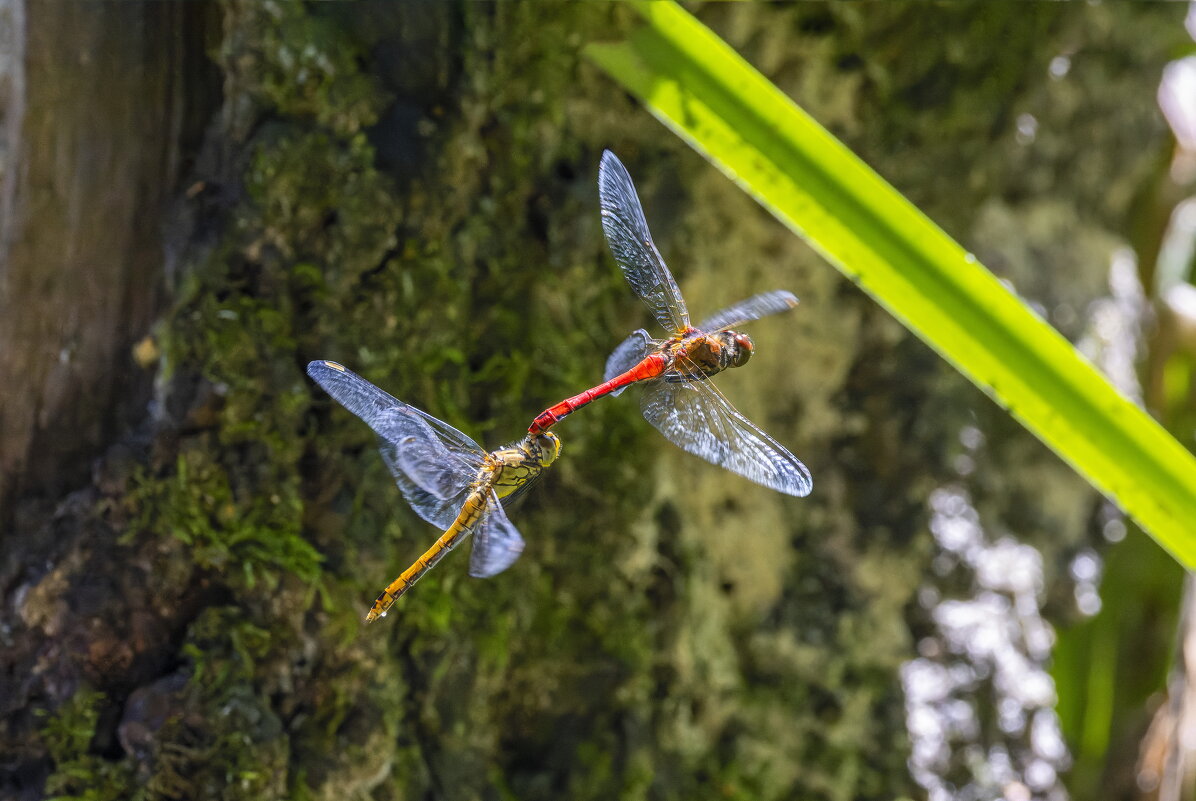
[365,488,488,622]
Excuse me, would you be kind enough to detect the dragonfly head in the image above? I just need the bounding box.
[530,431,562,466]
[716,330,754,368]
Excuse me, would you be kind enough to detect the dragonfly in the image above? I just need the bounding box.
[307,360,561,621]
[528,151,811,497]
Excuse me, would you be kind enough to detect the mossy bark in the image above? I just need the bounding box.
[0,3,1184,800]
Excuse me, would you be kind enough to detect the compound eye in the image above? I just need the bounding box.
[538,432,562,465]
[732,333,754,367]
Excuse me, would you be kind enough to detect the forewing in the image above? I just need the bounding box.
[696,290,798,333]
[639,367,813,497]
[378,436,472,529]
[598,151,689,332]
[308,360,485,524]
[468,489,526,578]
[603,328,656,397]
[307,361,483,453]
[367,409,468,496]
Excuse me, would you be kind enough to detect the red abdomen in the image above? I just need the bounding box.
[529,352,670,434]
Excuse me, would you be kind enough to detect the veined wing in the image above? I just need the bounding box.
[368,408,477,498]
[469,489,526,578]
[378,436,473,529]
[639,363,813,497]
[307,361,484,458]
[603,329,657,397]
[599,151,690,333]
[696,290,798,333]
[307,360,485,526]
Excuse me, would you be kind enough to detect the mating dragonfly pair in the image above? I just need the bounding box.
[308,152,812,622]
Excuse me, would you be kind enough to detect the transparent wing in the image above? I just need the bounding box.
[308,360,486,525]
[696,290,799,333]
[603,329,657,397]
[468,489,526,578]
[367,408,474,498]
[638,363,813,497]
[307,361,484,456]
[378,435,473,529]
[598,151,689,332]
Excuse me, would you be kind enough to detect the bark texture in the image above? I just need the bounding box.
[0,2,213,513]
[0,3,1184,800]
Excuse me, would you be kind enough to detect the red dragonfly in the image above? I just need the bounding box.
[529,151,811,497]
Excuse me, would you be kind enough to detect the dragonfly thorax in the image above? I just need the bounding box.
[681,331,754,377]
[485,432,561,499]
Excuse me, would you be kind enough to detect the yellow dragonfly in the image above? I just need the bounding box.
[307,360,561,621]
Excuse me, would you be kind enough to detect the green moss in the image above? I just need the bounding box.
[138,608,288,801]
[40,689,138,801]
[244,129,401,277]
[217,0,387,137]
[110,2,414,796]
[131,0,409,606]
[127,449,322,589]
